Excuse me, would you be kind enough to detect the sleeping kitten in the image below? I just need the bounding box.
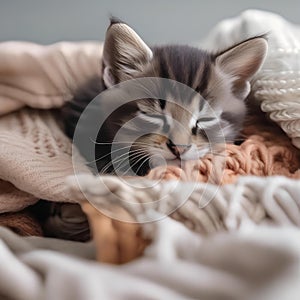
[62,18,267,176]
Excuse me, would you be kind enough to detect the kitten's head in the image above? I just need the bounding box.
[101,18,267,173]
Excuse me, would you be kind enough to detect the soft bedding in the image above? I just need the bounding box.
[1,225,300,300]
[0,9,300,300]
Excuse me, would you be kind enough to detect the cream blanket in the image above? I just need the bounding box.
[0,41,102,212]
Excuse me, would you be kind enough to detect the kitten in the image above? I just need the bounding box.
[62,18,267,176]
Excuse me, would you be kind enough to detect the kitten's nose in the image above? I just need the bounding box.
[166,140,191,157]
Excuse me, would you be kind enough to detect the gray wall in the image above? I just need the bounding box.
[1,0,299,45]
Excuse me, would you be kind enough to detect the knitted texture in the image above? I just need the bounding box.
[146,108,300,184]
[200,9,300,149]
[68,174,300,231]
[67,173,300,263]
[0,109,90,213]
[0,41,100,213]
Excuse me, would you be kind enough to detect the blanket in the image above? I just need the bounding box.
[1,224,300,300]
[201,9,300,149]
[0,9,300,299]
[0,42,102,212]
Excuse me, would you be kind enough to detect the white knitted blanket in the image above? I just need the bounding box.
[200,9,300,148]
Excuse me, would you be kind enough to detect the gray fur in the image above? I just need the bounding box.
[63,18,268,175]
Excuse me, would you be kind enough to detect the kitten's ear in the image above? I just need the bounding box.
[103,18,153,87]
[215,36,268,98]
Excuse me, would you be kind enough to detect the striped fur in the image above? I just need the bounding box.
[62,18,267,175]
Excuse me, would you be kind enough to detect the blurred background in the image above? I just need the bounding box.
[1,0,299,45]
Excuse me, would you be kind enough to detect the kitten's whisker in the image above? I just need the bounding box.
[123,153,148,174]
[113,152,148,175]
[88,147,132,163]
[91,140,151,146]
[113,149,148,172]
[134,156,150,175]
[101,150,147,174]
[87,145,135,164]
[99,149,146,171]
[123,154,149,175]
[110,149,147,167]
[99,159,115,174]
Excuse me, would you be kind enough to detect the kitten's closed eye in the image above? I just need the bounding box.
[197,117,216,123]
[138,111,166,128]
[197,117,220,129]
[192,117,218,135]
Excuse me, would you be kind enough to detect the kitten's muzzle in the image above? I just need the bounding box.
[166,139,192,157]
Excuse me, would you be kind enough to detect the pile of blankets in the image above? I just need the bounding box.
[1,9,300,300]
